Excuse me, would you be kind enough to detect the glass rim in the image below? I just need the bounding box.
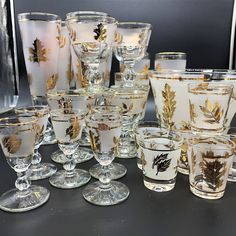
[66,11,109,19]
[18,12,61,22]
[188,82,234,91]
[15,105,49,115]
[155,51,186,59]
[110,85,148,96]
[86,111,122,124]
[117,22,152,29]
[50,108,88,117]
[0,115,37,127]
[47,89,94,98]
[90,105,122,113]
[66,15,117,24]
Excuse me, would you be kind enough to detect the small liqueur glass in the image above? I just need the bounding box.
[15,106,57,180]
[138,131,182,192]
[110,85,149,158]
[135,121,167,170]
[188,82,233,133]
[49,108,91,189]
[47,89,95,164]
[188,135,234,199]
[0,115,50,212]
[66,15,117,92]
[88,106,127,180]
[18,12,61,145]
[83,109,129,206]
[155,52,187,71]
[114,22,152,86]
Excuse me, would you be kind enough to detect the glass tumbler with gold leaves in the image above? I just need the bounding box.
[188,82,233,133]
[49,108,90,189]
[0,115,50,212]
[18,12,61,145]
[114,22,151,86]
[188,135,234,199]
[66,15,117,92]
[15,106,57,180]
[83,108,129,206]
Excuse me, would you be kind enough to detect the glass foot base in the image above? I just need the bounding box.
[49,169,91,189]
[0,185,50,213]
[143,176,175,192]
[51,148,94,164]
[29,162,57,181]
[177,167,189,175]
[42,130,57,145]
[190,184,224,199]
[82,181,129,206]
[89,162,127,180]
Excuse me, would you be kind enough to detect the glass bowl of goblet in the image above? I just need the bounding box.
[88,105,127,180]
[49,108,91,189]
[83,107,129,205]
[0,115,50,212]
[15,105,57,180]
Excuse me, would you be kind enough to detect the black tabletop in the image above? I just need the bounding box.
[0,79,236,236]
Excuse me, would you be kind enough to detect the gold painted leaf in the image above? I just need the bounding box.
[162,83,176,128]
[180,141,188,167]
[28,38,48,63]
[89,130,100,151]
[78,61,89,88]
[180,121,191,130]
[98,123,110,131]
[155,63,161,71]
[35,124,44,141]
[66,117,80,139]
[122,103,133,114]
[47,74,58,90]
[57,34,67,48]
[3,135,21,154]
[191,83,209,93]
[189,100,197,124]
[69,28,77,42]
[142,64,149,74]
[115,32,123,44]
[152,153,171,175]
[66,57,73,85]
[140,149,147,166]
[199,99,224,124]
[138,31,145,44]
[58,97,73,113]
[94,23,107,42]
[120,63,126,73]
[113,136,119,145]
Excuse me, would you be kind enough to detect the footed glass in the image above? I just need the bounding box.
[0,115,50,212]
[83,108,129,205]
[50,108,90,189]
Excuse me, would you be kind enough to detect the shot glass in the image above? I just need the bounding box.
[155,52,186,71]
[138,131,182,192]
[188,135,234,199]
[188,83,233,132]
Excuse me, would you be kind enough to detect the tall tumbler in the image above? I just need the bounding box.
[18,12,61,145]
[0,0,19,113]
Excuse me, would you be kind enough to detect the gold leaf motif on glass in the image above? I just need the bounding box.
[66,117,80,139]
[57,35,67,48]
[66,57,73,85]
[47,74,58,90]
[98,123,110,131]
[94,23,107,42]
[155,64,161,71]
[140,149,147,166]
[115,32,123,44]
[189,101,197,124]
[28,38,48,63]
[3,135,21,154]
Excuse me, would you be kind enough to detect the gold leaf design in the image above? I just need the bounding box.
[199,99,224,124]
[81,42,97,52]
[98,123,110,131]
[3,135,21,154]
[155,63,161,71]
[191,149,197,174]
[78,61,89,87]
[142,64,149,74]
[162,83,176,129]
[47,74,58,90]
[122,103,134,114]
[113,136,119,146]
[180,121,191,131]
[180,141,188,167]
[69,28,77,42]
[191,83,209,93]
[57,35,67,48]
[35,124,44,141]
[94,23,107,42]
[28,38,48,63]
[89,130,100,151]
[27,74,32,86]
[152,153,171,175]
[120,63,126,73]
[115,32,123,44]
[140,149,147,166]
[58,97,73,113]
[66,57,73,85]
[66,117,80,139]
[138,31,145,44]
[189,100,197,124]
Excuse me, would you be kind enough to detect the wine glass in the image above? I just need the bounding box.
[15,105,57,180]
[88,106,127,180]
[114,22,152,86]
[47,89,95,164]
[66,15,117,92]
[0,115,50,212]
[49,108,91,189]
[83,107,129,205]
[18,12,61,145]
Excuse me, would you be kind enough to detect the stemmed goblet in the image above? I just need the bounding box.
[49,108,90,189]
[83,107,129,205]
[0,115,50,212]
[15,106,57,180]
[114,22,152,86]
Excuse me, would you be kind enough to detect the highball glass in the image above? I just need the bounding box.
[0,116,50,212]
[83,109,129,205]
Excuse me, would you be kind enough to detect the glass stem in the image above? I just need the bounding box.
[99,165,111,189]
[63,154,76,177]
[31,148,42,169]
[15,171,31,195]
[84,61,101,89]
[123,61,136,86]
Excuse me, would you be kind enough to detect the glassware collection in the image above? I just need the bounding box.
[0,10,235,212]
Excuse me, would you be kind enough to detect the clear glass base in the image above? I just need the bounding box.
[143,176,176,192]
[177,167,189,175]
[42,128,57,145]
[116,144,137,159]
[0,185,50,213]
[82,180,129,206]
[29,162,57,181]
[51,148,94,164]
[190,184,224,200]
[89,162,127,180]
[49,169,91,189]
